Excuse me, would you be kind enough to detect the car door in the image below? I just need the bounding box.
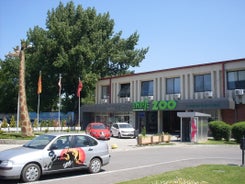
[111,124,119,136]
[42,135,72,171]
[72,135,99,167]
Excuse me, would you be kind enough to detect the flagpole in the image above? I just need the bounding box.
[78,77,81,130]
[37,71,41,131]
[58,74,62,130]
[16,92,20,132]
[37,93,40,130]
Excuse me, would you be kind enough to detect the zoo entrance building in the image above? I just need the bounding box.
[80,58,245,139]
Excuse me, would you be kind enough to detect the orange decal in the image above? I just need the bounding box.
[60,148,85,165]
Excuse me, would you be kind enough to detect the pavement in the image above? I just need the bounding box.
[0,135,184,152]
[107,135,184,152]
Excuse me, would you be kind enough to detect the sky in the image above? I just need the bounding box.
[0,0,245,73]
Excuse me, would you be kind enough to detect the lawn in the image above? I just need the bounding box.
[118,164,245,184]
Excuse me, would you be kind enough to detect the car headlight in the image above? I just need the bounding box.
[0,160,13,169]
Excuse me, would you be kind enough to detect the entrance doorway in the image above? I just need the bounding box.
[181,118,191,142]
[162,111,180,134]
[135,111,157,134]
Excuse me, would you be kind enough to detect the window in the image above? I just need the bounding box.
[101,86,109,99]
[227,70,245,90]
[118,83,130,97]
[141,80,153,96]
[74,135,97,147]
[194,74,211,92]
[52,136,71,149]
[166,77,180,94]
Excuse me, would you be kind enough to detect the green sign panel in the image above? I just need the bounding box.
[132,100,177,111]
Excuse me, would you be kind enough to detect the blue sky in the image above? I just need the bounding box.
[0,0,245,73]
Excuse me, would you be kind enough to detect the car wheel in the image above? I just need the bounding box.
[21,163,41,182]
[88,158,102,173]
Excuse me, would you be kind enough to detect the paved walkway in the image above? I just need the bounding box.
[107,135,194,152]
[0,135,193,152]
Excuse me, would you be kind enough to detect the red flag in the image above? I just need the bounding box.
[77,80,83,97]
[37,72,42,94]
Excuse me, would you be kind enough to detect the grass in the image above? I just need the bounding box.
[118,164,245,184]
[0,132,35,139]
[0,131,84,140]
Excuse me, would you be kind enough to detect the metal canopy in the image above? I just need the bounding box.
[177,112,211,118]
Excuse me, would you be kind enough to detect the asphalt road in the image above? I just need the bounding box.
[0,137,243,184]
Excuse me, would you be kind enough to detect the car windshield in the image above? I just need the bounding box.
[119,124,133,129]
[93,124,106,129]
[23,134,55,149]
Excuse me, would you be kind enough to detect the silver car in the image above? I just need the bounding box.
[111,122,136,138]
[0,132,110,182]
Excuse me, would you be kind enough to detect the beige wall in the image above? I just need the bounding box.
[96,59,245,104]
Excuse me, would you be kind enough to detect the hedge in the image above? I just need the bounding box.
[209,121,231,141]
[231,121,245,143]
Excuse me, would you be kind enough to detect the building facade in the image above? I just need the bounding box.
[80,58,245,136]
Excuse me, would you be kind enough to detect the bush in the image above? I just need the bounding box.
[1,118,8,128]
[9,115,16,128]
[231,121,245,143]
[141,126,146,136]
[209,121,231,141]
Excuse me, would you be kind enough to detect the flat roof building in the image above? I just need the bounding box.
[80,58,245,139]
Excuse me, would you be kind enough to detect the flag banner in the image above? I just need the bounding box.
[58,75,62,94]
[77,80,83,97]
[37,72,42,94]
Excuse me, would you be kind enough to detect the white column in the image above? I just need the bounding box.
[154,78,157,100]
[137,80,141,101]
[189,74,193,99]
[216,70,222,98]
[162,77,166,100]
[130,80,134,102]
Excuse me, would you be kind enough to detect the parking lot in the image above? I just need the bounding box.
[107,137,138,151]
[106,135,182,152]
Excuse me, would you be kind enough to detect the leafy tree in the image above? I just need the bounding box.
[0,57,19,113]
[2,1,148,113]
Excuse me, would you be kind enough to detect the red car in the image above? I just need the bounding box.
[85,122,111,140]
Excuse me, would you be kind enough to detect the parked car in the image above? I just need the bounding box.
[111,122,136,138]
[0,133,110,182]
[85,122,111,140]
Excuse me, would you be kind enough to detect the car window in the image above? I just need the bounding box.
[73,135,98,147]
[113,124,118,129]
[86,136,98,146]
[23,134,55,149]
[51,136,71,150]
[119,123,133,128]
[93,124,106,129]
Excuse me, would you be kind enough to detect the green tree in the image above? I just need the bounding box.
[2,1,148,113]
[0,57,19,113]
[9,115,16,128]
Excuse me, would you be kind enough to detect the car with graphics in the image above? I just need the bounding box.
[85,122,111,140]
[0,133,110,182]
[111,122,136,138]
